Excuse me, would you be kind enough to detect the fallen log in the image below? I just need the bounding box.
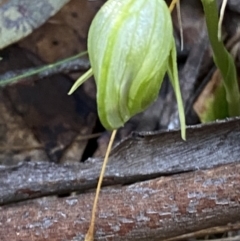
[0,117,240,205]
[1,162,240,241]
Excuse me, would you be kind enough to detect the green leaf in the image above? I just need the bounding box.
[201,0,240,117]
[167,40,186,140]
[196,77,228,123]
[68,68,93,95]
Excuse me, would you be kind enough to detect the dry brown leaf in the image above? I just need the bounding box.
[0,0,70,49]
[20,0,106,62]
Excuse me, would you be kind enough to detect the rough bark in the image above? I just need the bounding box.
[1,162,240,241]
[1,117,240,205]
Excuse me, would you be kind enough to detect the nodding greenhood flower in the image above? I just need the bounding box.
[69,0,186,139]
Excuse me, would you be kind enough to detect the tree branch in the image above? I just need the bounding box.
[0,117,240,205]
[1,162,240,241]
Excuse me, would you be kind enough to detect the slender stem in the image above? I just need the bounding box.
[0,51,88,87]
[169,0,179,12]
[201,0,240,117]
[85,129,117,241]
[218,0,228,40]
[176,0,184,50]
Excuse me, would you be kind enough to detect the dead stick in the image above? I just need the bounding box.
[1,162,240,241]
[165,223,240,241]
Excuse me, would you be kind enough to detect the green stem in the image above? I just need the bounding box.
[201,0,240,117]
[0,51,88,87]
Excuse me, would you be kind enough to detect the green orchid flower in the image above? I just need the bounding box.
[69,0,186,139]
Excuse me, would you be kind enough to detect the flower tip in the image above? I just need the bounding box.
[68,89,74,95]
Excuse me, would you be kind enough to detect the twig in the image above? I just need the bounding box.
[198,235,240,241]
[164,223,240,241]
